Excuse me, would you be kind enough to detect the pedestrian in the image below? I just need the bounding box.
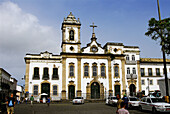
[122,94,128,109]
[30,95,34,106]
[47,97,50,106]
[118,102,129,114]
[116,94,123,114]
[25,97,28,104]
[6,93,15,114]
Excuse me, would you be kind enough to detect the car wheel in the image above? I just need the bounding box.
[152,107,157,114]
[139,105,142,111]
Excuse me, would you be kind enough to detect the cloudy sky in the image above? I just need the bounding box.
[0,0,170,85]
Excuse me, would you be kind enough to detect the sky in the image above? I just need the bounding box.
[0,0,170,86]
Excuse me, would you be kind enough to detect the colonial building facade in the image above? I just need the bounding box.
[24,12,170,100]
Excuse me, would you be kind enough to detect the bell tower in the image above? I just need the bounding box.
[61,12,81,53]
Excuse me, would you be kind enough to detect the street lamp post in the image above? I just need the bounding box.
[147,78,150,96]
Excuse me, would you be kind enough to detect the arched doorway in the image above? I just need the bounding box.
[129,84,136,96]
[41,83,50,97]
[68,85,75,99]
[91,82,100,99]
[115,85,120,96]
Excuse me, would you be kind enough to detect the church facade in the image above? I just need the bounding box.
[24,12,170,100]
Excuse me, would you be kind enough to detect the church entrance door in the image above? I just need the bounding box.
[41,83,50,97]
[91,82,100,99]
[115,85,120,96]
[129,84,136,96]
[68,85,75,99]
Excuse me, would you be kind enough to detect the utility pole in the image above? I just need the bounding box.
[157,0,169,96]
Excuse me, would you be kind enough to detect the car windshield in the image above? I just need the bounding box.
[151,98,165,103]
[129,98,138,101]
[111,97,117,100]
[75,97,82,99]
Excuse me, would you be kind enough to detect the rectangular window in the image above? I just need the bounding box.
[150,80,153,85]
[93,66,97,76]
[141,80,145,85]
[53,68,59,79]
[33,85,38,95]
[115,66,119,77]
[141,68,144,76]
[101,66,105,76]
[156,68,160,76]
[148,68,152,76]
[53,86,57,95]
[84,66,89,76]
[70,65,74,76]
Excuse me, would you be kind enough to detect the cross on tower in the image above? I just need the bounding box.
[90,23,97,33]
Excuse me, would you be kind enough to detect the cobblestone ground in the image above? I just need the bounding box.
[11,103,152,114]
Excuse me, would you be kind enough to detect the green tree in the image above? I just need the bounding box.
[145,17,170,54]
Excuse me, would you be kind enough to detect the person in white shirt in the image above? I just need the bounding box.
[118,102,129,114]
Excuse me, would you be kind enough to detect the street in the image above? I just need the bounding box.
[13,102,151,114]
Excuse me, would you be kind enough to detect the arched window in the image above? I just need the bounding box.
[69,30,74,40]
[127,67,130,74]
[52,68,59,79]
[43,67,49,79]
[33,67,39,79]
[132,55,135,61]
[133,68,136,74]
[126,55,129,61]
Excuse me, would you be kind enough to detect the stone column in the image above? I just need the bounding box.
[62,58,66,99]
[77,57,82,96]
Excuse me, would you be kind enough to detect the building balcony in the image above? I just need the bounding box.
[126,74,137,79]
[32,75,40,80]
[42,74,49,80]
[52,75,59,80]
[125,60,137,65]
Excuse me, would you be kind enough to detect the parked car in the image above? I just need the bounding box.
[73,97,84,104]
[128,97,140,109]
[139,96,170,114]
[106,96,117,106]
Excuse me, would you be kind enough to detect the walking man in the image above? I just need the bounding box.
[30,95,34,106]
[47,97,50,106]
[6,94,15,114]
[116,94,123,114]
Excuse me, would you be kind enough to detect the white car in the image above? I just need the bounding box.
[73,97,84,104]
[106,96,117,106]
[139,97,170,113]
[128,97,140,108]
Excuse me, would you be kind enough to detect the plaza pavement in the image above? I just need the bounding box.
[10,102,152,114]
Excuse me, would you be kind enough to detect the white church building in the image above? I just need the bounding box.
[24,12,170,101]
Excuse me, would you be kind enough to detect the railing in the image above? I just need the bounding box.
[126,74,137,79]
[52,75,59,80]
[32,75,40,80]
[125,60,137,65]
[42,74,49,80]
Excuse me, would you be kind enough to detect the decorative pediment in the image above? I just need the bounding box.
[40,51,52,59]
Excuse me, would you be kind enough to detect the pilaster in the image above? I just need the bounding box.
[108,57,113,95]
[137,61,142,91]
[121,59,126,95]
[62,58,66,99]
[25,60,30,93]
[77,57,82,96]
